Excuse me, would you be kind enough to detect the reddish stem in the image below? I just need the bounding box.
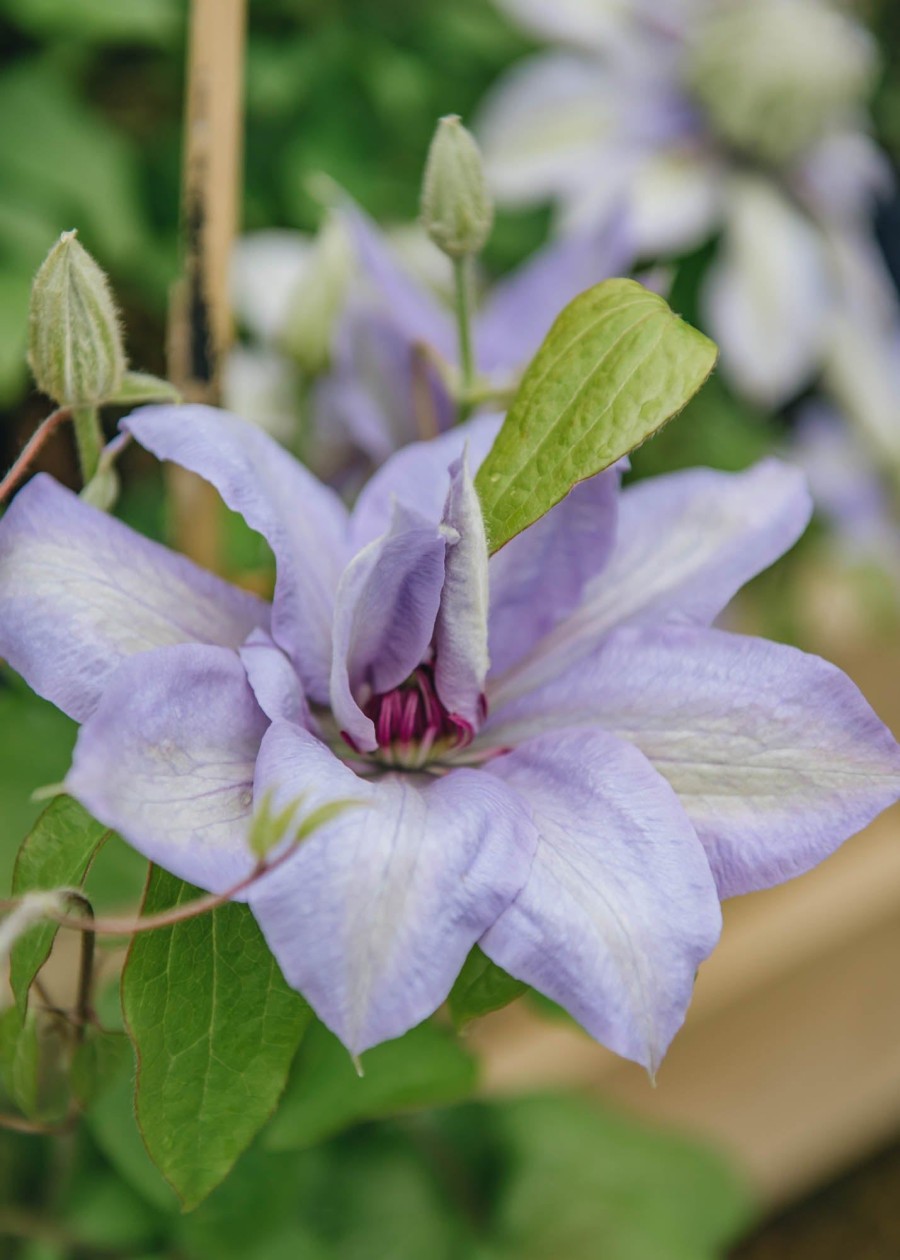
[0,407,72,505]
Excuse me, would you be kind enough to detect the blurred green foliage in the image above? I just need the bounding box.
[0,0,537,412]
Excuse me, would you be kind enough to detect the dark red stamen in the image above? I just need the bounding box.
[358,660,479,766]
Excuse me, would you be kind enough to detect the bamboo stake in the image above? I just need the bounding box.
[167,0,247,569]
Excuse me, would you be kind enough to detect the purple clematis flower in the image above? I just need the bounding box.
[2,404,899,1071]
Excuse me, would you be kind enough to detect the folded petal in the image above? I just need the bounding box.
[330,503,449,751]
[488,467,619,677]
[492,458,810,703]
[0,474,267,722]
[481,727,720,1072]
[703,178,831,406]
[349,413,502,549]
[249,722,537,1053]
[477,212,632,373]
[124,404,349,702]
[67,644,269,892]
[486,624,900,898]
[433,456,490,728]
[239,628,310,729]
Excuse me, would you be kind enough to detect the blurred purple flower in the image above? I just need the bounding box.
[2,405,898,1069]
[477,0,898,414]
[229,205,631,471]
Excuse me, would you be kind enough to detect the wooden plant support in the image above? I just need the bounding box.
[167,0,247,569]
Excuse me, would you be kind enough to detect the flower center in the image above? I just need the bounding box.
[361,662,475,769]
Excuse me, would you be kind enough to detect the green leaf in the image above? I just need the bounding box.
[70,1028,131,1109]
[122,867,311,1209]
[489,1095,753,1260]
[0,669,77,894]
[0,1005,71,1122]
[107,371,181,405]
[448,947,527,1028]
[87,1046,180,1215]
[265,1019,478,1151]
[474,279,717,552]
[10,796,109,1017]
[0,1007,40,1117]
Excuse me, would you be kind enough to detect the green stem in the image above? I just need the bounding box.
[71,405,103,484]
[453,255,476,424]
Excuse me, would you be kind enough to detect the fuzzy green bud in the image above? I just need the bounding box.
[280,216,351,375]
[28,230,126,407]
[420,115,494,259]
[685,0,877,166]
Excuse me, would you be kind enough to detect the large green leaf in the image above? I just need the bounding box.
[475,279,717,552]
[489,1095,753,1260]
[122,867,312,1209]
[448,947,527,1029]
[265,1019,478,1151]
[9,796,109,1017]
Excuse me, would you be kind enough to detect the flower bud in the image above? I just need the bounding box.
[420,115,494,259]
[685,0,877,165]
[279,216,351,375]
[28,230,126,406]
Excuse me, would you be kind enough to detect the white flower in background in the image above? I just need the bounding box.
[478,0,898,422]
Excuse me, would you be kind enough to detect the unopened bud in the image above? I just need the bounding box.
[420,115,494,259]
[28,230,126,406]
[280,216,351,375]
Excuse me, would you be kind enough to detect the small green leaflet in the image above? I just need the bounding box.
[475,278,717,553]
[265,1019,478,1151]
[10,795,109,1016]
[106,370,181,405]
[448,947,527,1028]
[122,866,311,1210]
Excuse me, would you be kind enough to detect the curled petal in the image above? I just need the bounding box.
[330,502,449,751]
[250,722,538,1053]
[67,644,269,892]
[0,474,267,721]
[350,414,501,548]
[434,455,490,729]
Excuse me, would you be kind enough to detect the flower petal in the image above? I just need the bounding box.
[703,178,831,406]
[492,0,635,52]
[476,53,618,207]
[239,628,310,729]
[330,503,449,751]
[492,458,810,704]
[477,212,632,373]
[349,413,502,549]
[0,474,267,722]
[249,722,537,1053]
[488,467,620,677]
[481,727,720,1072]
[66,644,269,892]
[124,404,349,702]
[340,205,455,360]
[434,455,490,728]
[486,624,900,898]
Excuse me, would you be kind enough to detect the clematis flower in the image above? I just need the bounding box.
[2,405,899,1071]
[228,206,630,472]
[477,0,898,417]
